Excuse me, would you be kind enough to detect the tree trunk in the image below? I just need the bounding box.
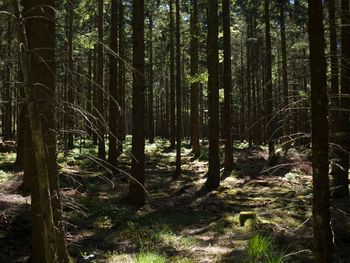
[280,0,290,151]
[66,1,74,150]
[329,0,339,129]
[4,19,12,140]
[148,12,155,144]
[264,0,275,164]
[108,0,119,167]
[331,0,350,198]
[307,0,333,261]
[129,0,145,206]
[222,0,233,171]
[169,0,176,148]
[12,0,70,262]
[190,0,200,158]
[92,46,98,145]
[175,0,182,176]
[118,0,126,149]
[97,0,106,160]
[205,0,220,189]
[246,18,252,147]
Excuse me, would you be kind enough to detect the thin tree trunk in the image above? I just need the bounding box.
[148,12,155,144]
[190,0,200,157]
[175,0,182,176]
[4,19,12,140]
[108,0,119,167]
[246,18,252,147]
[264,0,275,164]
[223,0,233,171]
[280,0,290,151]
[66,1,74,150]
[169,0,176,148]
[118,0,126,149]
[92,46,98,145]
[97,0,106,160]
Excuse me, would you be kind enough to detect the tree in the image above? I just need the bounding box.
[97,0,106,160]
[65,1,74,150]
[308,0,333,260]
[129,0,146,205]
[222,0,233,171]
[331,0,350,198]
[118,0,126,150]
[190,0,200,158]
[108,0,119,167]
[169,0,176,148]
[12,0,69,261]
[205,0,220,189]
[328,0,339,130]
[3,18,12,141]
[148,8,155,144]
[175,0,182,176]
[279,0,290,151]
[264,0,275,165]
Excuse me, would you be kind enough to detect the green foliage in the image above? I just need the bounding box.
[291,41,309,52]
[185,72,208,86]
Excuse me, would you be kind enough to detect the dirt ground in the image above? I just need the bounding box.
[0,140,349,262]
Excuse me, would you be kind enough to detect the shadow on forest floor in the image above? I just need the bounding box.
[0,141,349,262]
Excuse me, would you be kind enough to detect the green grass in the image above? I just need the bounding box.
[133,251,166,263]
[248,234,272,262]
[246,234,287,263]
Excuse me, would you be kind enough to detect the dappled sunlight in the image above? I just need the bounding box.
[0,139,348,262]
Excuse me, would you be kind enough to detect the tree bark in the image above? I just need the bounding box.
[108,0,119,167]
[12,0,70,262]
[66,1,74,150]
[331,0,350,198]
[3,19,12,140]
[190,0,200,158]
[280,0,290,151]
[148,11,155,144]
[175,0,182,176]
[118,0,126,149]
[129,0,145,205]
[205,0,220,189]
[169,0,176,148]
[264,0,275,164]
[223,0,233,171]
[97,0,106,160]
[308,0,333,261]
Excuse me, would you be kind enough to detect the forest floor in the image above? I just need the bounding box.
[0,138,350,263]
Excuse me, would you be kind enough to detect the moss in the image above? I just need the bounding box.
[239,211,256,227]
[210,213,240,233]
